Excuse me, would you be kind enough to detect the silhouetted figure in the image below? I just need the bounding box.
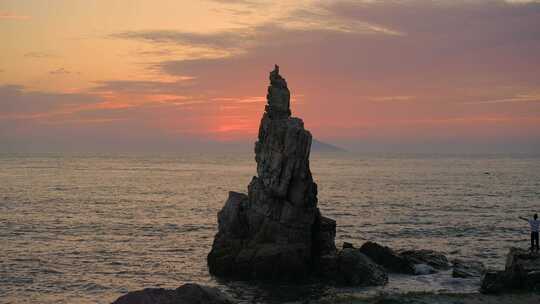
[519,214,540,252]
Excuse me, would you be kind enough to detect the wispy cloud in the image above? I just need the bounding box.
[211,96,265,103]
[369,96,416,102]
[112,29,255,50]
[49,68,72,75]
[0,11,30,20]
[91,79,195,94]
[112,8,405,64]
[24,51,58,59]
[0,85,101,117]
[464,94,540,105]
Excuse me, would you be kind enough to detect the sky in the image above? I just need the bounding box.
[1,0,539,153]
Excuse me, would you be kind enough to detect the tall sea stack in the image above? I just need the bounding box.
[207,65,337,280]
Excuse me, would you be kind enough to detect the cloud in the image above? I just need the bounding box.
[111,9,404,63]
[211,96,265,103]
[205,0,266,9]
[369,96,416,102]
[206,0,262,4]
[0,83,226,147]
[0,85,101,117]
[91,79,195,94]
[3,0,540,152]
[49,68,71,75]
[112,29,255,50]
[0,11,30,20]
[24,51,58,59]
[130,0,540,145]
[151,0,540,89]
[463,93,540,105]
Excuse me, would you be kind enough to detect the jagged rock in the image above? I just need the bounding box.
[342,242,354,249]
[207,65,336,281]
[481,270,512,294]
[359,242,415,274]
[399,249,450,270]
[111,283,235,304]
[414,263,437,275]
[452,259,485,278]
[317,248,388,286]
[338,249,388,286]
[481,247,540,293]
[313,214,337,256]
[505,247,540,286]
[266,64,290,119]
[335,249,388,286]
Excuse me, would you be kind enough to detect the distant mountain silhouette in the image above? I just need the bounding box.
[311,139,346,152]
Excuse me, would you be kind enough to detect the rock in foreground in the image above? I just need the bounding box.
[399,249,450,270]
[359,241,415,274]
[452,258,485,278]
[318,246,388,286]
[358,241,455,276]
[481,247,540,293]
[207,65,337,281]
[112,283,235,304]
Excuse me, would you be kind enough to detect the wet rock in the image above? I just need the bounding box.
[313,214,337,256]
[207,65,336,281]
[319,248,388,286]
[399,249,450,270]
[414,263,437,275]
[112,283,235,304]
[359,241,415,274]
[481,270,512,294]
[481,247,540,293]
[342,242,354,249]
[452,259,485,278]
[505,247,540,286]
[337,248,388,286]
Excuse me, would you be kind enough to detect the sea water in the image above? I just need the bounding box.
[1,152,539,303]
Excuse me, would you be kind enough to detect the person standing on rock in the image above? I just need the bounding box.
[519,214,540,252]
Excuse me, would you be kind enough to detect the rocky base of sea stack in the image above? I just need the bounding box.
[111,245,538,303]
[111,283,234,304]
[481,247,540,293]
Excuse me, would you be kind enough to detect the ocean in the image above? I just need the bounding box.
[1,152,539,303]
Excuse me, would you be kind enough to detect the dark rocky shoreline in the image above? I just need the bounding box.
[111,244,540,303]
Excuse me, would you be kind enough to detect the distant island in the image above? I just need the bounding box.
[312,139,346,152]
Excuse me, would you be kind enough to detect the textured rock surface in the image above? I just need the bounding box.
[399,249,450,270]
[452,258,485,278]
[207,65,336,281]
[481,270,512,294]
[319,248,388,286]
[111,283,235,304]
[359,241,415,274]
[414,263,437,275]
[481,247,540,293]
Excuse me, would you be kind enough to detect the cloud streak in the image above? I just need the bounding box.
[0,11,30,20]
[24,52,58,59]
[464,94,540,105]
[49,68,72,75]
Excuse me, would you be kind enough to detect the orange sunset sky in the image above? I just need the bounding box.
[1,0,539,153]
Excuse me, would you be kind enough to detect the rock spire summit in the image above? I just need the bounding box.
[266,64,291,119]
